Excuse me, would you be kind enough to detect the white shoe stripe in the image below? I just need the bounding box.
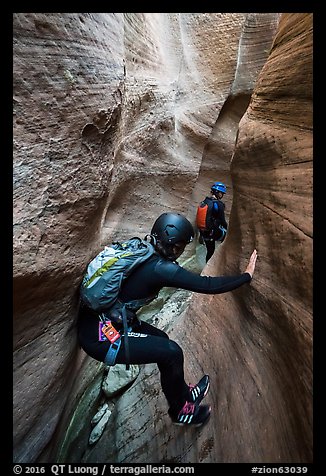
[178,413,196,424]
[191,386,202,400]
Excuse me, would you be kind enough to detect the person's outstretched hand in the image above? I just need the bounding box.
[245,249,258,278]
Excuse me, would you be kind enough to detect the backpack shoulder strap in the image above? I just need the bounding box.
[211,198,219,211]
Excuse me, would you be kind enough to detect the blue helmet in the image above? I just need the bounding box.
[211,182,227,194]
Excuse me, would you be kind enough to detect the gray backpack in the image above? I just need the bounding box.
[80,237,155,313]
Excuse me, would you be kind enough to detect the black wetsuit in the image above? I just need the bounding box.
[78,253,251,414]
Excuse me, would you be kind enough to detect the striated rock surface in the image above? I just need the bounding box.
[13,12,312,464]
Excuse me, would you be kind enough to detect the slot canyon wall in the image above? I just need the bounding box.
[13,12,312,463]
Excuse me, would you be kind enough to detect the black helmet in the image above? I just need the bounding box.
[151,212,194,246]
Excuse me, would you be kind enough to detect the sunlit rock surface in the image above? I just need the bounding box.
[13,12,312,463]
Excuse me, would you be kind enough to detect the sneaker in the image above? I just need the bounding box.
[169,401,211,427]
[188,374,210,405]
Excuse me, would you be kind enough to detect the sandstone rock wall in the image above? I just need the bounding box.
[68,13,312,464]
[12,12,312,464]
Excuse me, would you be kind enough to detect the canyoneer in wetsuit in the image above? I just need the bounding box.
[78,212,258,426]
[196,181,228,263]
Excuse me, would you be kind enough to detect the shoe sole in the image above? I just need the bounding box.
[193,380,210,405]
[203,381,210,398]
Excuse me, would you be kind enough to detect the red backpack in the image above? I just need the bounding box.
[196,197,216,231]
